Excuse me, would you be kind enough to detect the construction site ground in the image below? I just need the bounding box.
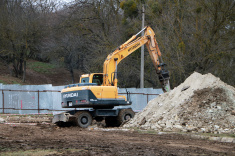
[0,115,234,156]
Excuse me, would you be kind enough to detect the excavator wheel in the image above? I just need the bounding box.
[117,109,135,126]
[74,111,92,128]
[105,109,135,127]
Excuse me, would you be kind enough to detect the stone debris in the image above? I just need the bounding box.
[124,72,235,134]
[0,117,5,123]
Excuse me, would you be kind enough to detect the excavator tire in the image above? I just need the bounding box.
[117,109,135,126]
[74,111,92,128]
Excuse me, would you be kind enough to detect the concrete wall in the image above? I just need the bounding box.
[0,84,163,114]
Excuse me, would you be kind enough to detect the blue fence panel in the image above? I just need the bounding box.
[0,84,2,113]
[0,83,163,114]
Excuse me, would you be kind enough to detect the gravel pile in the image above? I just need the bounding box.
[124,72,235,134]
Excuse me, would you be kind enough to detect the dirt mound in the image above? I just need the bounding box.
[124,72,235,134]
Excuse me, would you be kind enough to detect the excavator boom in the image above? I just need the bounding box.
[103,26,170,92]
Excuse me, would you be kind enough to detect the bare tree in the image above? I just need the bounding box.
[0,0,57,82]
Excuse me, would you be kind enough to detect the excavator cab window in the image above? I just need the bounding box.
[92,74,103,86]
[81,77,89,83]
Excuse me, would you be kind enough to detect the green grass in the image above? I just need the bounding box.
[0,80,6,84]
[27,62,56,74]
[131,127,158,134]
[0,149,58,156]
[131,127,235,138]
[12,81,20,85]
[0,148,86,156]
[0,80,21,85]
[198,132,235,138]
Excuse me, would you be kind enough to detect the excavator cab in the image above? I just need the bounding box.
[80,73,103,86]
[92,74,103,86]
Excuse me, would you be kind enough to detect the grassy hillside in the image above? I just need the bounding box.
[0,60,82,86]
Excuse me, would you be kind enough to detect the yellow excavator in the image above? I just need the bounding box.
[52,26,170,128]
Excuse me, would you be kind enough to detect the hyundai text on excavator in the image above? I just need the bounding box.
[52,26,170,128]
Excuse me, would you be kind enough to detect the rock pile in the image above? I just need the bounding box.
[0,117,5,123]
[124,72,235,134]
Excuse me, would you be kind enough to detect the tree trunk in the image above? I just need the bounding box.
[13,58,19,77]
[19,52,24,76]
[22,60,26,82]
[69,65,74,84]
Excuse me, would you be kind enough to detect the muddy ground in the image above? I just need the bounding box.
[0,115,234,156]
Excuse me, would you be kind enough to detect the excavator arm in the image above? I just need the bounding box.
[103,26,170,92]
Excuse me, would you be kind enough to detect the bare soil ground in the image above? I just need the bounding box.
[0,115,234,156]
